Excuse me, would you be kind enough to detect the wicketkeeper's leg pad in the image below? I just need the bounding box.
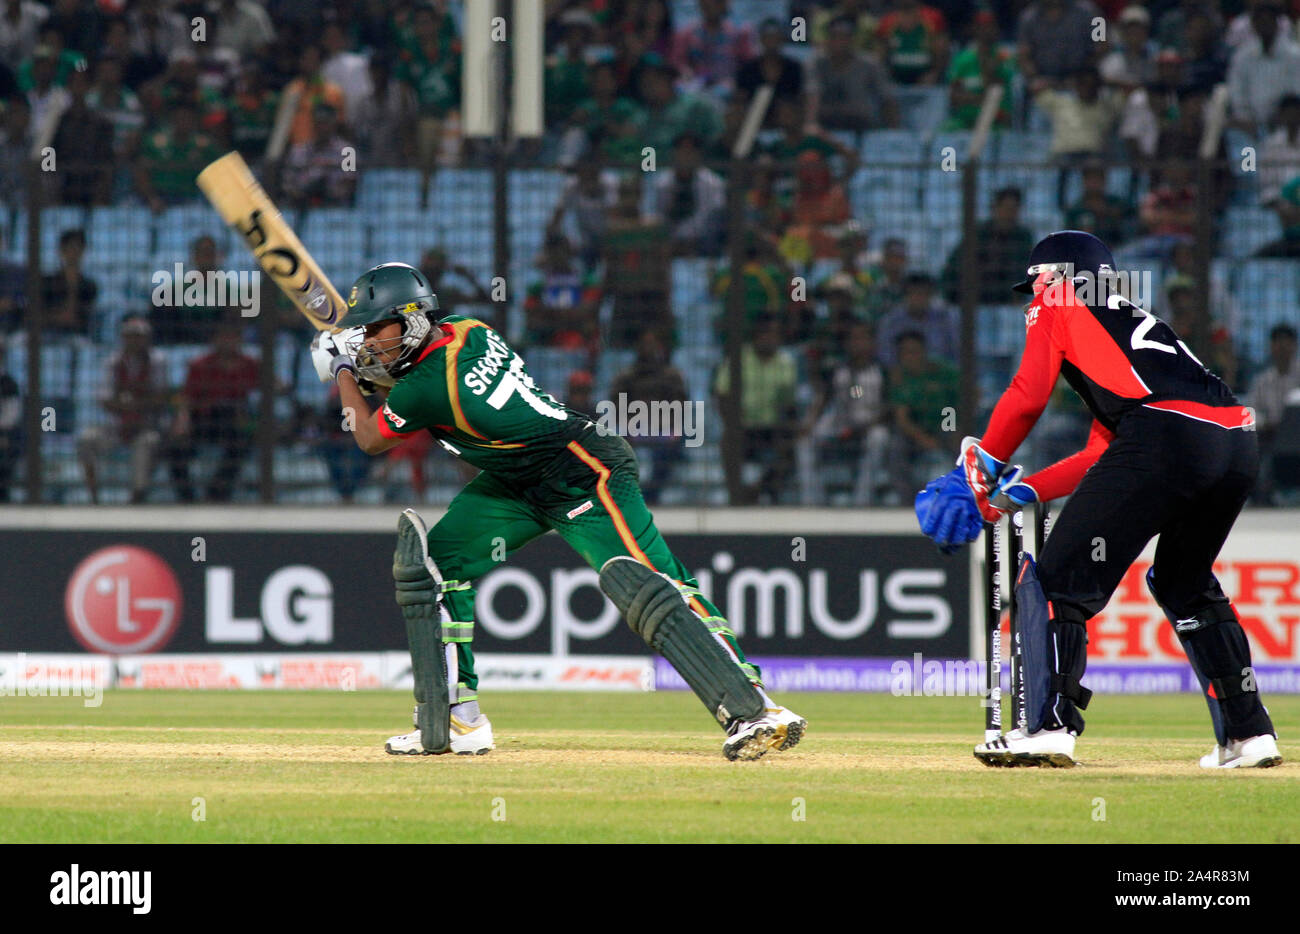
[394,508,453,753]
[1016,554,1091,735]
[599,556,764,728]
[1146,568,1273,743]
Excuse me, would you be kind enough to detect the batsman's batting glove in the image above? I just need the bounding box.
[310,330,357,383]
[915,467,984,554]
[959,435,1011,523]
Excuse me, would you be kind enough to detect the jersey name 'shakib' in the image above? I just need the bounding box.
[375,316,590,482]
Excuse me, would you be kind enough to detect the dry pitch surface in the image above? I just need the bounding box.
[0,691,1296,843]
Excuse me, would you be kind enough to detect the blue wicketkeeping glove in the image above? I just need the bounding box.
[915,467,985,554]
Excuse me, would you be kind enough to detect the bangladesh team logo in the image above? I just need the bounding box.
[64,546,182,654]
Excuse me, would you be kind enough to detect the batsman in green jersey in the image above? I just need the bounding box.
[310,262,806,760]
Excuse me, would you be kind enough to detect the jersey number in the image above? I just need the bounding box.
[485,356,568,420]
[1111,295,1207,368]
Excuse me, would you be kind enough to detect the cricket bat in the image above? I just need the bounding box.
[196,151,346,332]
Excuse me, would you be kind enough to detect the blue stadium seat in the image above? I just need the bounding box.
[1224,207,1282,258]
[301,208,368,286]
[357,168,421,211]
[87,205,153,278]
[861,129,923,164]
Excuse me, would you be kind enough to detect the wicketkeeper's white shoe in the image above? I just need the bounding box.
[722,706,807,761]
[1199,734,1282,769]
[975,727,1076,768]
[385,708,495,756]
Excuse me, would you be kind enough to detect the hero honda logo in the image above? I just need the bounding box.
[64,546,182,654]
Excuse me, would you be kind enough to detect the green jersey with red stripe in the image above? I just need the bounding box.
[376,316,593,483]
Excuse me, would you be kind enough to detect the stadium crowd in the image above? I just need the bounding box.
[0,0,1298,506]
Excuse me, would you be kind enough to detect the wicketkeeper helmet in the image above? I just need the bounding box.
[1012,230,1117,294]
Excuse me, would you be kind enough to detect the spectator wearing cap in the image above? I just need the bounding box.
[810,15,898,131]
[669,0,753,97]
[941,186,1037,304]
[875,272,959,369]
[1099,5,1159,91]
[647,132,726,256]
[16,26,86,93]
[1259,94,1300,206]
[134,102,224,213]
[943,8,1015,130]
[281,102,357,207]
[877,0,950,86]
[638,54,723,158]
[735,17,804,110]
[546,9,596,128]
[77,316,169,504]
[815,222,874,309]
[1017,0,1103,93]
[610,330,691,504]
[1116,48,1187,163]
[1227,0,1300,135]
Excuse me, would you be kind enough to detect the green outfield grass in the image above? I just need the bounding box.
[0,691,1296,843]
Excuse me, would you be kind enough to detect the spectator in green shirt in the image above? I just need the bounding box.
[1063,163,1132,247]
[546,9,596,128]
[563,60,647,167]
[888,329,959,500]
[134,102,224,212]
[944,9,1015,130]
[638,54,723,158]
[714,315,801,504]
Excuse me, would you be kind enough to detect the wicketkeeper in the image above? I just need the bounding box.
[915,231,1280,769]
[311,262,805,760]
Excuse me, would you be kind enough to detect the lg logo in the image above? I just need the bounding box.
[205,565,333,645]
[63,548,333,652]
[64,546,182,653]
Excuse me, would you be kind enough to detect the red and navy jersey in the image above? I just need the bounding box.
[982,275,1253,500]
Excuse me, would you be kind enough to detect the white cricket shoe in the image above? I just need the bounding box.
[723,706,807,761]
[1199,734,1282,769]
[385,708,495,756]
[975,727,1076,768]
